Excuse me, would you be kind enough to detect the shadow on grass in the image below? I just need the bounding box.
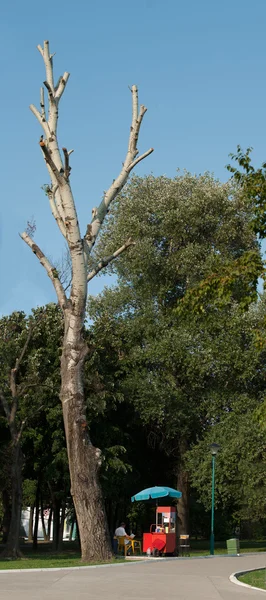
[0,541,124,569]
[191,539,266,554]
[0,539,266,569]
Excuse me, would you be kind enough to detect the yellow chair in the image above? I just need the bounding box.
[117,536,142,556]
[117,536,128,556]
[131,539,142,555]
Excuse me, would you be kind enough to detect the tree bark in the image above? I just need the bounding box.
[61,311,112,561]
[52,500,60,551]
[3,444,23,558]
[23,40,152,561]
[40,495,49,542]
[47,508,52,541]
[57,499,66,552]
[177,467,190,536]
[28,505,34,542]
[1,489,11,544]
[69,517,75,542]
[33,483,40,550]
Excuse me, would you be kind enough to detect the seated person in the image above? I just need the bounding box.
[114,522,133,553]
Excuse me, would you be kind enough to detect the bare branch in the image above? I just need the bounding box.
[84,85,153,252]
[20,232,67,308]
[62,147,71,179]
[37,44,44,57]
[127,148,154,171]
[45,184,67,238]
[40,87,45,120]
[17,419,27,443]
[31,42,85,303]
[44,80,55,103]
[39,139,66,185]
[43,40,54,95]
[55,72,70,100]
[87,238,135,282]
[131,84,138,124]
[30,104,50,137]
[9,325,33,425]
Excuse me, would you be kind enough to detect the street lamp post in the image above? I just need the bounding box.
[210,443,220,556]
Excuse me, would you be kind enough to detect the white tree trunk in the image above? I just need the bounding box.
[22,40,153,561]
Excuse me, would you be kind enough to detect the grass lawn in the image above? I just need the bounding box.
[190,539,266,556]
[0,539,266,569]
[0,542,124,570]
[239,569,266,590]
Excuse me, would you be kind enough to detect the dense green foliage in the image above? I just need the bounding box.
[87,172,266,536]
[1,170,266,548]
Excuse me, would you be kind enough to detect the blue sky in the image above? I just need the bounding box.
[1,0,266,315]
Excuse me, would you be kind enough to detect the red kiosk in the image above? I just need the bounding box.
[131,486,182,556]
[143,506,177,554]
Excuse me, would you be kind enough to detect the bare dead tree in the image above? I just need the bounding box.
[21,40,153,561]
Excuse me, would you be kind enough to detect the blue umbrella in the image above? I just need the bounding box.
[131,485,182,502]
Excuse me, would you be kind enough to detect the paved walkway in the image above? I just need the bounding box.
[0,553,265,599]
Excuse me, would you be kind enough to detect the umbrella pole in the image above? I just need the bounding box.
[156,500,158,528]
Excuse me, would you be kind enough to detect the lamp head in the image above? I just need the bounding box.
[210,443,220,456]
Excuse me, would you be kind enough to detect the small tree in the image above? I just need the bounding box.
[0,313,32,557]
[21,41,153,560]
[0,305,63,557]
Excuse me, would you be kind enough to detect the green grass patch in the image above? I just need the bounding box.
[0,539,265,569]
[0,555,123,570]
[239,569,266,590]
[0,542,126,570]
[190,539,266,555]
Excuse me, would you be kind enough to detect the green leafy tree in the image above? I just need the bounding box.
[0,304,64,557]
[227,145,266,239]
[89,172,261,533]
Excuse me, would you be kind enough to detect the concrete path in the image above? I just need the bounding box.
[0,553,266,600]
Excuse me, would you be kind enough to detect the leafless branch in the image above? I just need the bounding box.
[84,85,153,252]
[44,80,55,103]
[62,147,71,179]
[127,148,154,171]
[29,104,50,137]
[17,419,27,443]
[43,40,55,95]
[40,87,46,120]
[39,140,66,185]
[9,324,34,426]
[46,184,67,238]
[55,72,70,100]
[87,238,135,282]
[20,232,67,308]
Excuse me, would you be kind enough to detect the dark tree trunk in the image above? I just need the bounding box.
[69,518,75,542]
[177,468,190,536]
[40,495,49,542]
[1,489,11,544]
[105,499,116,537]
[176,436,190,537]
[60,312,112,562]
[47,508,52,541]
[2,443,23,558]
[52,498,60,551]
[57,500,66,552]
[28,505,34,542]
[33,483,40,550]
